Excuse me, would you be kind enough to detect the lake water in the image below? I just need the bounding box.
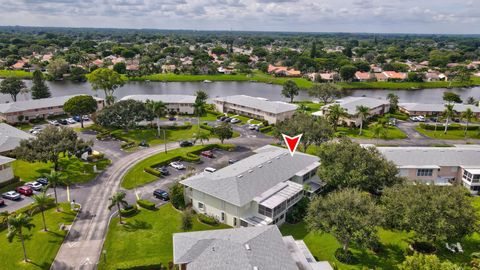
[1,80,480,105]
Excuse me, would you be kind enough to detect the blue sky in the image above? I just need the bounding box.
[1,0,479,34]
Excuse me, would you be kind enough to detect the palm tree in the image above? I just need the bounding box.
[0,211,13,229]
[108,192,128,224]
[194,90,209,129]
[45,170,63,211]
[443,104,455,134]
[386,93,399,112]
[31,193,53,231]
[327,104,346,132]
[372,123,387,143]
[145,99,167,137]
[355,105,370,136]
[461,108,475,138]
[7,213,35,262]
[193,131,209,145]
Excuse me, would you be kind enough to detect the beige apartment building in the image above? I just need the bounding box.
[213,95,297,124]
[0,156,15,184]
[120,95,196,114]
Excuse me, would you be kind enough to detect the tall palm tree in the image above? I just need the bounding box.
[461,108,476,138]
[193,131,209,145]
[31,193,53,231]
[194,90,209,128]
[327,104,346,132]
[45,170,63,211]
[372,123,387,143]
[355,105,370,135]
[108,192,128,224]
[145,99,167,137]
[7,213,35,262]
[443,104,455,134]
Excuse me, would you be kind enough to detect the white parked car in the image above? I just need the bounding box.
[48,120,60,126]
[230,118,241,124]
[26,181,43,191]
[67,118,77,124]
[417,115,426,122]
[2,191,21,200]
[169,161,186,170]
[204,167,217,173]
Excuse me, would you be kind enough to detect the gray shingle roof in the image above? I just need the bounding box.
[0,155,15,165]
[377,146,480,168]
[399,103,480,113]
[180,145,319,206]
[320,96,389,115]
[0,95,104,114]
[214,95,298,114]
[173,226,299,270]
[0,123,34,153]
[120,94,196,104]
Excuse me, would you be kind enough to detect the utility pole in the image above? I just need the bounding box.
[163,129,167,154]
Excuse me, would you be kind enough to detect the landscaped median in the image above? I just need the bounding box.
[121,143,235,189]
[99,203,229,270]
[336,125,408,140]
[416,123,480,140]
[0,203,78,270]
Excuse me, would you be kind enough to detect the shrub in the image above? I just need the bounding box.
[200,123,214,132]
[259,126,272,133]
[286,197,309,223]
[121,141,136,149]
[198,214,219,226]
[116,263,166,270]
[144,167,162,177]
[419,123,478,131]
[170,182,185,210]
[96,131,111,140]
[334,248,357,264]
[120,205,138,217]
[215,144,236,151]
[181,209,193,231]
[164,124,192,130]
[182,152,200,163]
[137,199,156,210]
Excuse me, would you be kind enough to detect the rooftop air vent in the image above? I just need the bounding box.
[267,160,272,164]
[245,244,251,250]
[248,170,253,173]
[258,165,263,168]
[238,175,243,178]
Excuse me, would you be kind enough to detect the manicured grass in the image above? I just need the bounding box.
[111,126,205,146]
[99,203,230,270]
[199,112,221,121]
[0,69,33,79]
[338,79,480,90]
[415,126,480,140]
[12,156,111,183]
[294,101,324,115]
[336,125,408,140]
[0,203,77,270]
[121,144,233,189]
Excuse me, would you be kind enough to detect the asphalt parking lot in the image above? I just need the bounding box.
[1,186,68,212]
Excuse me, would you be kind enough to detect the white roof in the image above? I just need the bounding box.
[377,146,480,168]
[320,96,389,115]
[0,95,103,114]
[214,95,298,114]
[0,123,34,153]
[255,181,303,209]
[120,94,196,104]
[399,103,480,113]
[0,155,15,165]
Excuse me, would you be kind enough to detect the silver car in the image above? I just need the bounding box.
[169,161,186,170]
[2,191,21,200]
[26,181,43,191]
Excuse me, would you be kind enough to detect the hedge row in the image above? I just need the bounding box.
[116,263,166,270]
[144,167,163,177]
[198,214,219,226]
[137,199,156,210]
[200,123,214,132]
[259,126,273,133]
[419,123,479,131]
[120,205,138,217]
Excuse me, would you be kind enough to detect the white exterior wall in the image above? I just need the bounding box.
[214,100,295,124]
[0,163,14,184]
[165,103,195,114]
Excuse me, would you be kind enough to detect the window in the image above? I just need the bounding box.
[471,185,480,191]
[258,205,273,218]
[417,169,433,177]
[233,217,237,226]
[198,202,204,210]
[221,212,225,221]
[240,220,248,227]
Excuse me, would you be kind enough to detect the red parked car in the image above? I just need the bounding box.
[201,150,214,158]
[15,186,33,196]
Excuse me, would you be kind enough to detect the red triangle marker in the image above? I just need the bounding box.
[282,134,302,156]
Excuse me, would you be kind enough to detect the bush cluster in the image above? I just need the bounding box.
[137,199,156,210]
[198,214,219,226]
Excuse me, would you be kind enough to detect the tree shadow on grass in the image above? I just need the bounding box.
[123,219,152,232]
[353,243,406,269]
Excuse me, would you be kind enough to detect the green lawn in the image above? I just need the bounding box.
[12,156,111,184]
[0,203,77,270]
[99,203,230,270]
[0,69,33,79]
[280,197,480,269]
[199,112,221,121]
[415,126,480,140]
[111,126,205,146]
[294,101,323,114]
[336,125,408,140]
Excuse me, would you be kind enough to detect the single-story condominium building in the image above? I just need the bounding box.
[377,146,480,194]
[120,95,196,114]
[181,145,321,227]
[313,96,390,127]
[399,103,480,117]
[173,225,332,270]
[0,155,15,184]
[0,123,34,154]
[0,95,104,124]
[213,95,298,124]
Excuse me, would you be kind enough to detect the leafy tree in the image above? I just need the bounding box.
[282,80,299,103]
[213,122,234,144]
[382,184,478,246]
[47,58,69,80]
[461,108,476,138]
[63,95,98,128]
[113,62,127,74]
[443,92,462,104]
[387,93,399,112]
[466,96,477,105]
[194,90,208,128]
[0,211,13,229]
[7,213,35,262]
[0,77,27,102]
[69,66,88,82]
[108,192,128,224]
[170,182,185,210]
[31,70,51,99]
[31,193,53,231]
[145,100,166,137]
[181,209,193,231]
[443,104,455,134]
[317,139,402,193]
[356,105,370,135]
[372,123,388,140]
[306,188,382,261]
[86,68,125,105]
[15,126,91,171]
[400,253,461,270]
[407,72,424,82]
[308,83,343,104]
[193,130,209,145]
[96,99,148,131]
[326,104,346,131]
[339,65,357,81]
[286,196,309,223]
[45,170,63,212]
